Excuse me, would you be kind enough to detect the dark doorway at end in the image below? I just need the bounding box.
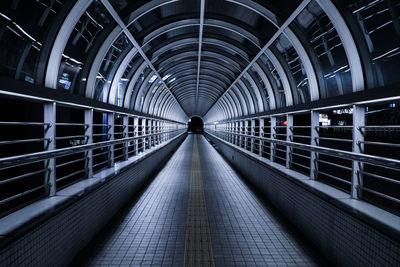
[187,116,204,134]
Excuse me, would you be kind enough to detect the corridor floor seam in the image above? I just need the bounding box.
[72,135,325,266]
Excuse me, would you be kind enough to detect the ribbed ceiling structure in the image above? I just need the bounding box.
[1,0,399,123]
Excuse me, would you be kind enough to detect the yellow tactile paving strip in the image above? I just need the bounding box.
[184,136,215,267]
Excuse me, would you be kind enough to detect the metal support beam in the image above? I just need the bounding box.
[85,108,93,178]
[108,112,115,167]
[286,114,293,168]
[100,0,187,118]
[239,121,243,148]
[244,120,249,149]
[251,119,256,152]
[142,118,146,152]
[123,115,129,160]
[259,118,264,156]
[270,116,277,162]
[310,111,319,180]
[203,0,311,116]
[134,117,139,155]
[148,119,153,149]
[195,0,205,112]
[44,102,56,196]
[352,105,365,199]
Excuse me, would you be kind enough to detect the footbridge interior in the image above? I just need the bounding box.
[0,0,400,266]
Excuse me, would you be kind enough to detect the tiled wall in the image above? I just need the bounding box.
[0,135,186,267]
[207,134,400,266]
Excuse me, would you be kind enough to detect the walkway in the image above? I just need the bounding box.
[72,135,327,266]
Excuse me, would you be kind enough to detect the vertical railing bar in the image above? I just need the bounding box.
[259,118,264,156]
[352,105,365,199]
[286,114,294,168]
[85,108,93,178]
[44,102,56,196]
[123,115,129,161]
[310,111,319,180]
[108,112,115,167]
[270,116,277,162]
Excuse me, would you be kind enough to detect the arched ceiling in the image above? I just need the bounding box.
[3,0,400,123]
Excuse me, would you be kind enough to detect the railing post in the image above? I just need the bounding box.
[286,114,293,168]
[352,105,365,199]
[159,120,162,144]
[108,112,115,167]
[239,121,243,148]
[270,116,276,162]
[229,122,232,143]
[154,120,160,145]
[259,118,264,156]
[225,123,229,141]
[244,120,249,150]
[251,119,256,153]
[142,118,146,152]
[236,121,240,146]
[147,119,152,149]
[85,108,93,178]
[162,121,165,142]
[44,102,56,196]
[123,115,129,161]
[152,120,156,146]
[134,117,139,155]
[310,111,320,180]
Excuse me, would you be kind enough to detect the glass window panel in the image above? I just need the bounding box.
[258,54,286,108]
[205,0,278,44]
[94,33,131,102]
[127,1,200,42]
[250,67,270,111]
[274,34,310,104]
[142,26,200,60]
[129,65,151,110]
[108,0,129,13]
[0,0,67,83]
[295,0,352,98]
[114,53,143,107]
[58,0,113,92]
[348,0,400,87]
[203,25,260,58]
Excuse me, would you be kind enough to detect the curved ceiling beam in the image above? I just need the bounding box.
[203,1,310,120]
[316,0,364,92]
[140,17,262,50]
[158,57,237,80]
[157,52,240,75]
[236,79,256,114]
[166,67,231,86]
[155,50,243,73]
[159,59,236,82]
[253,62,276,110]
[45,0,94,89]
[151,37,250,63]
[243,72,265,113]
[123,61,149,108]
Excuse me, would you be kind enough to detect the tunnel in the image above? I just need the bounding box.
[187,116,204,134]
[0,0,400,266]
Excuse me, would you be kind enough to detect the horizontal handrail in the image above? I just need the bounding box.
[0,129,185,169]
[206,130,400,170]
[56,123,88,127]
[0,121,50,126]
[0,138,51,145]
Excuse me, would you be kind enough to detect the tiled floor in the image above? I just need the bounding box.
[72,135,328,266]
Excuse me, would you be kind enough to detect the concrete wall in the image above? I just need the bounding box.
[206,133,400,266]
[0,134,186,266]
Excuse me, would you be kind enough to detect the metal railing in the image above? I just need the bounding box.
[206,107,400,215]
[0,95,186,218]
